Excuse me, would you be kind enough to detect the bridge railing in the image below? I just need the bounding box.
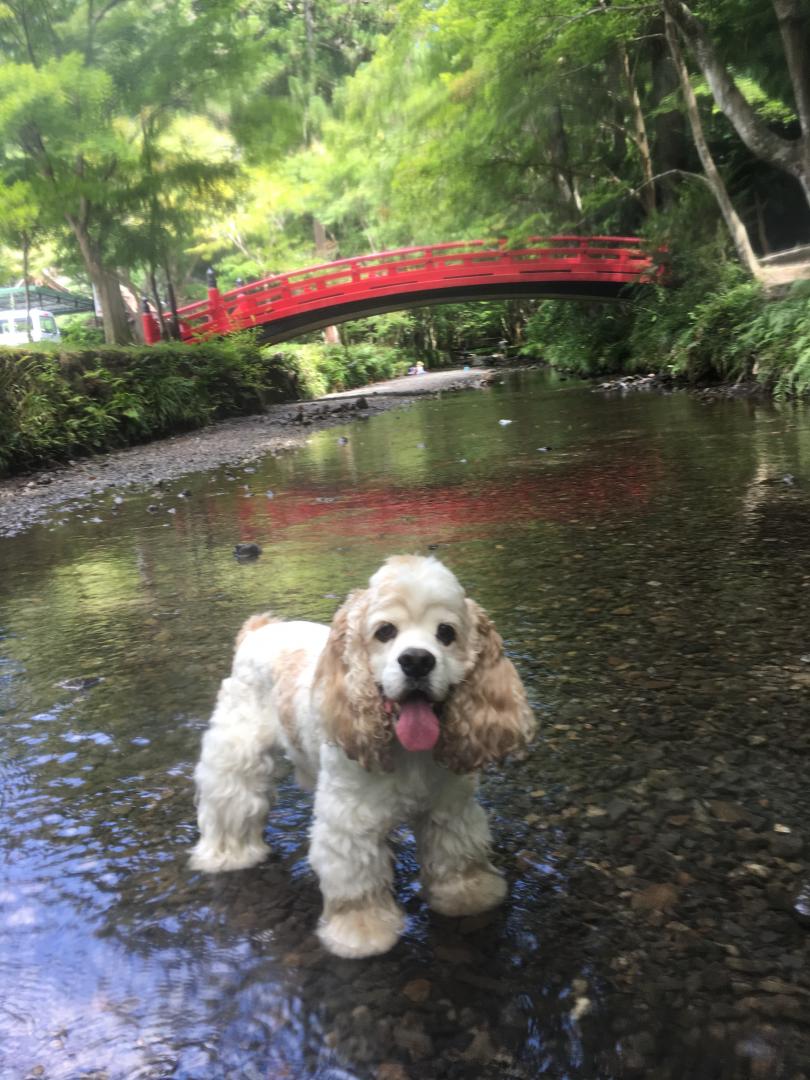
[144,236,663,344]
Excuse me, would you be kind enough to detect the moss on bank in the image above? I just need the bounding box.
[0,336,410,477]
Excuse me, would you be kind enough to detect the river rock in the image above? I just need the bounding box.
[234,542,262,559]
[769,832,804,858]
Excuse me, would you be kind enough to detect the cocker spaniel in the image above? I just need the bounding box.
[190,555,535,958]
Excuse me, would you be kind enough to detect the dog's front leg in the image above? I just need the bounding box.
[308,759,405,959]
[416,773,507,917]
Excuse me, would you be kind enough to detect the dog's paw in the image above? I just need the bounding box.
[189,839,270,873]
[317,901,406,959]
[426,864,507,917]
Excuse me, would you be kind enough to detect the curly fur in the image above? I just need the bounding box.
[437,600,534,773]
[313,591,395,772]
[190,555,535,958]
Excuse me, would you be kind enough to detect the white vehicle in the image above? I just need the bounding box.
[0,307,61,345]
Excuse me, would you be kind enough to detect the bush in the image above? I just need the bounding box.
[0,336,293,476]
[731,280,810,396]
[521,300,634,375]
[57,314,105,346]
[666,277,765,383]
[515,182,810,386]
[0,332,419,476]
[270,341,410,396]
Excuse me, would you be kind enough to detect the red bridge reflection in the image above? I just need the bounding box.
[228,449,662,544]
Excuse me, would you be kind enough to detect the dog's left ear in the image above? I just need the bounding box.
[437,599,535,773]
[313,589,394,772]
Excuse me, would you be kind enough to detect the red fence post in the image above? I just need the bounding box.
[141,297,161,345]
[233,277,257,326]
[207,267,230,334]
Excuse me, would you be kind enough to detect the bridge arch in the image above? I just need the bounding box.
[145,237,663,346]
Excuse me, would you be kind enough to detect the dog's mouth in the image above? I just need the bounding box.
[383,691,443,752]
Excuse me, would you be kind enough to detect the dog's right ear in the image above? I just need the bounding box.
[314,590,394,771]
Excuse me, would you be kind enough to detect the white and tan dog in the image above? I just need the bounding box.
[190,555,534,958]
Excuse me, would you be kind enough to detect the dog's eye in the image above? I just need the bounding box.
[436,623,456,646]
[374,622,398,643]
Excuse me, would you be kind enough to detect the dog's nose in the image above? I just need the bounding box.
[398,648,436,679]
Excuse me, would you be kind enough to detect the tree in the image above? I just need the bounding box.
[306,0,808,276]
[664,11,763,278]
[0,1,250,343]
[308,0,661,243]
[0,180,46,333]
[663,0,810,209]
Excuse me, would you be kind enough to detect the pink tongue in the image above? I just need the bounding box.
[394,698,440,751]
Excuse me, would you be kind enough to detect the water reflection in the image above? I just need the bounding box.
[2,371,810,1078]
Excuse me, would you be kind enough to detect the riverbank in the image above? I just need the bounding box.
[592,372,773,400]
[0,367,494,537]
[523,262,810,397]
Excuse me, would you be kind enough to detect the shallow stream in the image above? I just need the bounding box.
[2,370,810,1078]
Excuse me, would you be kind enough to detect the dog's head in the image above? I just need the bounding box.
[314,555,535,772]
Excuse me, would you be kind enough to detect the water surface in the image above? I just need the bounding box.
[2,371,810,1078]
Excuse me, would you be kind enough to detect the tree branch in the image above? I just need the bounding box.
[663,0,801,175]
[665,11,763,278]
[772,0,810,140]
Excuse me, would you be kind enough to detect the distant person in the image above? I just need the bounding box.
[415,360,426,375]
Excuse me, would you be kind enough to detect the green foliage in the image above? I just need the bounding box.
[0,0,808,393]
[522,301,634,375]
[0,0,253,341]
[58,316,105,347]
[270,341,410,398]
[667,278,765,382]
[338,304,516,364]
[741,282,810,396]
[521,234,810,394]
[518,174,803,386]
[0,337,291,476]
[0,332,422,475]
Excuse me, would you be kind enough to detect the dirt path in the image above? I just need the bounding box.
[0,367,495,537]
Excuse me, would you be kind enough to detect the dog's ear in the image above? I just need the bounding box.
[437,599,535,774]
[314,589,394,772]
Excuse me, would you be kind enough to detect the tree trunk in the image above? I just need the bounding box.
[772,0,810,204]
[165,273,181,341]
[22,234,32,342]
[618,43,656,216]
[549,102,583,218]
[649,21,690,207]
[665,13,764,280]
[149,266,167,340]
[664,0,810,208]
[67,216,133,344]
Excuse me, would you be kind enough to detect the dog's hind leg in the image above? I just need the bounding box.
[190,674,276,872]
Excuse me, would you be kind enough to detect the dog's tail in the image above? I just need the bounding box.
[234,612,280,652]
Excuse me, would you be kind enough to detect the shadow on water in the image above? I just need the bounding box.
[2,370,810,1078]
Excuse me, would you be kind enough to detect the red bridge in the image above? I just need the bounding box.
[144,236,663,345]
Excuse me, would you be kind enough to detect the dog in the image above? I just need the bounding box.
[190,555,535,958]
